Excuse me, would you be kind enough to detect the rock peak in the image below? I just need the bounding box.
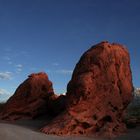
[28,72,48,78]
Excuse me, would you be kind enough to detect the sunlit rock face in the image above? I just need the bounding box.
[41,41,133,137]
[0,72,55,120]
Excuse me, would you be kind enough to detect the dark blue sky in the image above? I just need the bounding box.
[0,0,140,101]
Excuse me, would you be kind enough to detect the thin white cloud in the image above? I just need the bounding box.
[52,63,59,66]
[0,88,11,102]
[17,68,22,72]
[15,64,23,68]
[56,69,73,74]
[0,88,10,95]
[0,71,12,80]
[16,68,22,74]
[15,64,23,73]
[3,55,13,65]
[1,50,14,65]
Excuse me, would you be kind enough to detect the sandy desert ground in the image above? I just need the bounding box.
[0,119,140,140]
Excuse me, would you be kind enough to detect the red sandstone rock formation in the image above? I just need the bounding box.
[0,72,56,120]
[41,41,133,137]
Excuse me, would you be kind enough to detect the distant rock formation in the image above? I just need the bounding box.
[0,72,65,120]
[131,88,140,106]
[126,88,140,126]
[41,41,133,136]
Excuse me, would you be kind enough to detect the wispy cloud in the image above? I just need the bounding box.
[15,64,23,73]
[15,64,23,68]
[52,63,59,66]
[0,88,10,95]
[0,88,11,102]
[3,53,13,65]
[16,68,22,72]
[0,72,12,80]
[56,69,73,74]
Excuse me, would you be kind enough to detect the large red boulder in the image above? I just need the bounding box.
[0,72,56,120]
[41,41,133,136]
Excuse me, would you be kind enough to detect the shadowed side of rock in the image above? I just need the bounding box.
[41,41,133,137]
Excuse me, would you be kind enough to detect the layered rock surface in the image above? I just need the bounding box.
[41,41,133,136]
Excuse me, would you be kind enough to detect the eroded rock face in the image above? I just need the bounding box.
[41,41,133,136]
[0,72,55,120]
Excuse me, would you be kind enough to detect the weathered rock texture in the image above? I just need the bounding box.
[0,72,56,120]
[41,41,133,136]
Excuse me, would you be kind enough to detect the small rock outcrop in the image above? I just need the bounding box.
[41,41,133,136]
[0,72,56,120]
